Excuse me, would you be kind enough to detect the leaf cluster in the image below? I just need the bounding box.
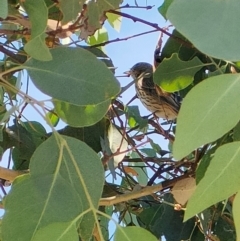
[0,0,239,241]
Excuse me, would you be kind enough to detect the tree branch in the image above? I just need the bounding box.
[119,4,154,10]
[91,29,159,48]
[0,166,26,182]
[107,10,192,48]
[99,173,190,206]
[0,44,25,64]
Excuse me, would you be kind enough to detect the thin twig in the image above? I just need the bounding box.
[119,4,154,10]
[107,10,192,48]
[91,29,159,48]
[0,44,25,63]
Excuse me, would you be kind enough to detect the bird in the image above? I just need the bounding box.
[125,62,182,120]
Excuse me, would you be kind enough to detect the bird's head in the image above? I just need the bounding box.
[124,62,153,80]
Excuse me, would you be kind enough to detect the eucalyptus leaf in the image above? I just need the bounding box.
[106,12,122,32]
[45,111,59,127]
[2,135,105,241]
[88,27,109,47]
[158,0,173,20]
[57,119,106,153]
[32,222,78,241]
[87,0,123,30]
[185,142,240,221]
[125,106,148,129]
[53,99,110,127]
[154,54,203,92]
[167,0,240,61]
[24,47,120,106]
[10,121,47,170]
[174,74,240,159]
[58,0,83,24]
[22,0,51,61]
[2,174,82,241]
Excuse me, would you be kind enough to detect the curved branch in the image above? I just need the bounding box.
[99,173,190,206]
[0,166,27,182]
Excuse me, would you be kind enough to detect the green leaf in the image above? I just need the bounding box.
[3,174,82,241]
[5,76,18,100]
[184,142,240,221]
[140,148,156,157]
[87,0,123,30]
[58,0,83,24]
[0,0,8,19]
[22,121,47,144]
[45,111,59,127]
[2,135,105,241]
[22,0,52,61]
[114,226,158,241]
[196,134,232,184]
[196,150,212,184]
[149,139,161,154]
[158,0,173,20]
[98,206,113,240]
[173,74,240,159]
[125,106,148,129]
[58,119,106,153]
[83,46,115,73]
[106,12,122,32]
[44,0,60,20]
[24,47,120,106]
[154,54,203,92]
[88,27,109,47]
[53,99,110,127]
[0,105,17,126]
[167,0,240,61]
[138,204,164,237]
[161,29,195,61]
[33,222,78,241]
[10,121,47,170]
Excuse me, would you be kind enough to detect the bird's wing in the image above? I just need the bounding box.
[155,85,182,112]
[159,94,181,114]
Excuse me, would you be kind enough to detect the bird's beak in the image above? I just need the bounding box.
[123,70,131,77]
